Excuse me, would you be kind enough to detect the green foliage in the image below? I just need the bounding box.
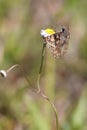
[71,91,86,129]
[79,35,87,61]
[0,0,87,130]
[0,0,10,19]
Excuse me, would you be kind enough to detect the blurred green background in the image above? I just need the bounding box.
[0,0,87,130]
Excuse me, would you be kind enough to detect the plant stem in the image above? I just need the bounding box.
[47,97,59,130]
[37,43,59,130]
[7,64,32,87]
[40,92,59,130]
[37,43,46,93]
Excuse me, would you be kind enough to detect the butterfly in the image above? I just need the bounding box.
[40,26,70,58]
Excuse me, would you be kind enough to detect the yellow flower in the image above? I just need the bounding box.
[41,28,55,37]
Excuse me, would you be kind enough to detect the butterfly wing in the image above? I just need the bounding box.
[60,36,70,56]
[54,27,70,57]
[45,34,61,58]
[42,27,70,58]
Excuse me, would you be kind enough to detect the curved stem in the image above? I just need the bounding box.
[37,43,59,130]
[6,64,19,73]
[40,92,59,130]
[47,97,59,130]
[37,43,46,93]
[7,64,32,87]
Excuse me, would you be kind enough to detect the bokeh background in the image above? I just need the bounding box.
[0,0,87,130]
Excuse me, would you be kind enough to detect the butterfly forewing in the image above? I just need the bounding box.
[42,27,70,58]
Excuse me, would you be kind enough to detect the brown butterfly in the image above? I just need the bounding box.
[41,26,70,58]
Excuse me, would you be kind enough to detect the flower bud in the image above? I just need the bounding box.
[0,70,7,78]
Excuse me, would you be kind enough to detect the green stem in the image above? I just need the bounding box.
[47,98,59,130]
[37,43,59,130]
[41,93,59,130]
[37,43,46,92]
[39,43,46,74]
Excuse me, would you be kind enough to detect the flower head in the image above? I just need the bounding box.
[40,28,55,37]
[0,70,7,78]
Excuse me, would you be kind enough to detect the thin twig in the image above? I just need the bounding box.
[6,64,19,73]
[40,91,59,130]
[37,43,59,130]
[3,64,32,87]
[37,43,46,93]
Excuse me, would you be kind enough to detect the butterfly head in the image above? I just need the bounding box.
[40,28,55,37]
[60,26,70,39]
